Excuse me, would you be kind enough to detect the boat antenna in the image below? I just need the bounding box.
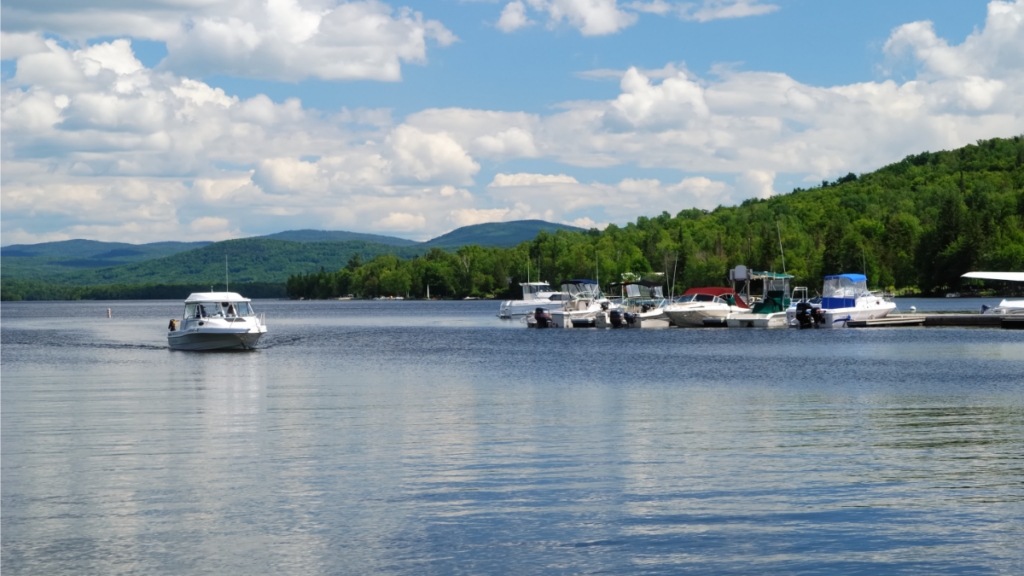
[776,221,786,275]
[225,254,229,292]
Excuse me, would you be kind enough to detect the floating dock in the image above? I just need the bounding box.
[847,315,926,327]
[847,314,1016,328]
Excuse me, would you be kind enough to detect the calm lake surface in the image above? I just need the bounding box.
[3,299,1023,575]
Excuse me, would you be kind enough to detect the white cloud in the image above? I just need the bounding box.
[490,173,579,187]
[386,125,481,185]
[565,216,608,229]
[448,207,511,227]
[497,1,534,32]
[4,2,1024,245]
[526,0,638,36]
[2,1,456,82]
[681,0,779,22]
[375,211,426,231]
[734,170,777,199]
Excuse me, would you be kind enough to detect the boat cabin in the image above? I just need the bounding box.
[519,282,556,301]
[821,274,870,309]
[182,292,256,319]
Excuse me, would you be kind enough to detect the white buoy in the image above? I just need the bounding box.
[910,306,917,313]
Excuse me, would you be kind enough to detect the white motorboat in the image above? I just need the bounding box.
[499,282,567,319]
[726,271,794,328]
[596,281,671,328]
[962,271,1024,314]
[550,279,619,328]
[787,274,895,329]
[664,287,749,327]
[167,292,267,350]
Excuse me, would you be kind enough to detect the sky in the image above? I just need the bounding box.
[2,0,1023,245]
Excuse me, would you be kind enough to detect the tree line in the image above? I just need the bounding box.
[0,280,286,301]
[287,136,1024,300]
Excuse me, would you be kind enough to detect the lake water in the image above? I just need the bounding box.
[3,299,1023,575]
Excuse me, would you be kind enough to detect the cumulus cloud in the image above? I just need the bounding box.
[497,1,534,32]
[4,1,1024,244]
[2,1,456,82]
[375,211,426,231]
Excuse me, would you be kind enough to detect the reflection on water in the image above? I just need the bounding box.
[2,300,1023,575]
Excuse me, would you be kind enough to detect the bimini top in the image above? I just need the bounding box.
[185,292,251,303]
[564,279,598,285]
[825,273,867,283]
[962,271,1024,282]
[682,287,749,309]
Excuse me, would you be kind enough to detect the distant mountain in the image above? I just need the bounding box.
[1,220,586,287]
[424,220,586,247]
[1,239,213,280]
[257,229,418,246]
[46,238,429,286]
[0,239,212,259]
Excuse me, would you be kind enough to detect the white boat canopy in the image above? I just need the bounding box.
[961,272,1024,282]
[184,292,252,303]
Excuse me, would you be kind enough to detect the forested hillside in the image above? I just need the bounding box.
[422,220,584,247]
[1,239,212,279]
[287,136,1024,299]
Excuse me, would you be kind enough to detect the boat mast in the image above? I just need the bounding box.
[776,222,786,275]
[225,254,229,292]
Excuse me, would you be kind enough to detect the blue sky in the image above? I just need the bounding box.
[1,0,1020,244]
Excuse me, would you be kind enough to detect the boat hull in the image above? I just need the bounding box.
[818,303,897,329]
[665,307,730,328]
[168,330,264,351]
[726,312,788,328]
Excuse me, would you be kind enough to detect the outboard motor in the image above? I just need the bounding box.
[609,309,625,328]
[795,302,821,329]
[534,307,552,328]
[601,301,610,311]
[641,304,652,313]
[624,312,638,327]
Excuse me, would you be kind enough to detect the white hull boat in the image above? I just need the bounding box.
[499,282,567,318]
[726,312,789,328]
[663,289,748,328]
[168,292,267,350]
[724,271,794,329]
[546,279,619,328]
[787,274,895,329]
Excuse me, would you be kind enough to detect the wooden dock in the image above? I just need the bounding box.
[847,315,926,327]
[847,314,1016,328]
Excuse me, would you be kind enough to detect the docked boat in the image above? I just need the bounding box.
[787,274,895,329]
[726,271,794,328]
[167,292,268,350]
[962,271,1024,315]
[499,282,567,319]
[597,281,671,328]
[550,280,619,328]
[663,287,749,327]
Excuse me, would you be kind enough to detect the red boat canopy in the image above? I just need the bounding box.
[681,287,749,309]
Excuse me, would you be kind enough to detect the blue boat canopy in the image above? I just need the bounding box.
[566,279,598,284]
[825,273,867,283]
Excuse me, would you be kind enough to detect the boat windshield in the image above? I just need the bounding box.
[563,282,602,299]
[521,283,552,297]
[675,293,720,303]
[183,301,254,318]
[823,277,870,299]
